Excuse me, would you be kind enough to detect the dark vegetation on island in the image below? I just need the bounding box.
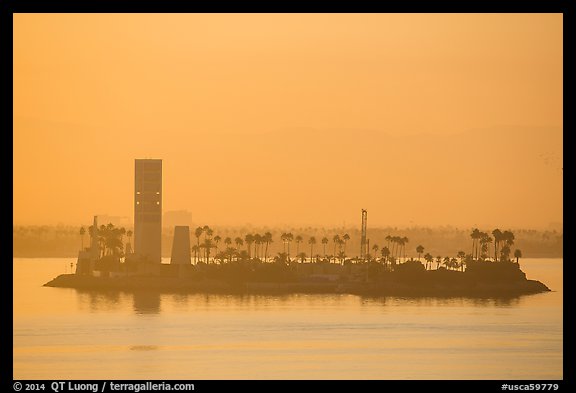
[44,224,551,297]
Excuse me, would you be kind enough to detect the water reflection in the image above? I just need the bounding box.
[74,289,161,314]
[76,290,123,312]
[132,291,161,314]
[74,289,531,316]
[360,295,523,308]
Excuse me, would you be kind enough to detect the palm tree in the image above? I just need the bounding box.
[321,237,329,257]
[500,244,512,262]
[399,236,408,262]
[295,235,303,256]
[308,236,317,263]
[338,238,345,263]
[281,233,288,253]
[436,255,442,270]
[443,256,452,270]
[424,253,433,270]
[254,234,262,260]
[297,252,307,264]
[225,246,237,263]
[245,233,254,258]
[234,237,244,251]
[97,223,125,258]
[224,237,232,248]
[372,244,379,261]
[194,227,203,264]
[332,235,340,263]
[514,249,522,264]
[337,250,346,265]
[503,230,515,258]
[191,245,200,264]
[385,235,391,251]
[478,233,492,261]
[263,232,273,262]
[342,233,350,254]
[381,246,390,266]
[213,235,221,255]
[79,226,86,250]
[457,251,466,267]
[492,229,503,262]
[389,237,396,260]
[286,233,294,260]
[451,257,460,271]
[416,245,424,261]
[201,238,215,264]
[470,228,481,260]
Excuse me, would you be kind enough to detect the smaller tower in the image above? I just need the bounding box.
[171,226,192,264]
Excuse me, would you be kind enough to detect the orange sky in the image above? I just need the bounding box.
[13,13,562,228]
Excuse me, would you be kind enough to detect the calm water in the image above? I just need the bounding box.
[13,258,562,380]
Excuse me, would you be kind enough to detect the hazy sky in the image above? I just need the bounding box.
[13,13,562,228]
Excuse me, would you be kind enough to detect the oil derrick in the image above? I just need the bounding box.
[361,209,367,260]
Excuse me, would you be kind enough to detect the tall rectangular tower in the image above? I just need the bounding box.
[134,159,162,263]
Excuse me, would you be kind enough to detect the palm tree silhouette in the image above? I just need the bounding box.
[295,235,303,256]
[342,233,350,254]
[234,237,244,251]
[478,233,491,261]
[297,252,307,264]
[381,247,390,267]
[191,245,199,264]
[514,249,522,264]
[308,236,317,263]
[254,234,262,260]
[201,238,215,264]
[436,255,442,270]
[416,245,424,261]
[213,235,221,255]
[286,233,294,261]
[321,237,329,258]
[372,244,379,260]
[470,228,481,260]
[263,232,273,262]
[281,233,288,253]
[503,230,515,260]
[457,251,465,267]
[332,235,340,263]
[245,233,254,258]
[492,229,503,262]
[424,253,433,270]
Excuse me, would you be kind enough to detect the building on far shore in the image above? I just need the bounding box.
[171,226,191,264]
[134,159,162,263]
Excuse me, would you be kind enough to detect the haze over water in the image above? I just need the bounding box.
[13,258,562,380]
